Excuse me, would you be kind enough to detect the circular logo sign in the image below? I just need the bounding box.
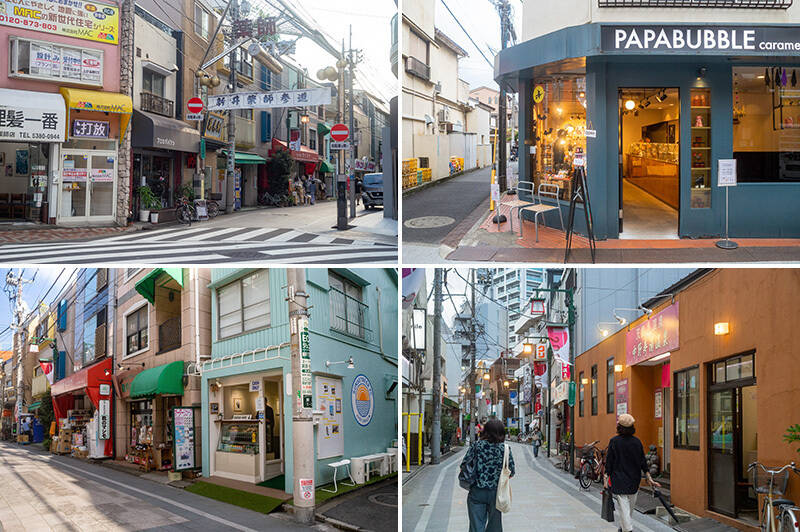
[351,374,374,426]
[533,84,545,104]
[187,97,204,114]
[331,123,349,142]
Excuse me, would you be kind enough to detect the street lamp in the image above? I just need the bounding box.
[300,113,310,124]
[522,343,533,355]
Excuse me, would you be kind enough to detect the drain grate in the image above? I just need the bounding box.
[369,492,398,508]
[404,216,456,229]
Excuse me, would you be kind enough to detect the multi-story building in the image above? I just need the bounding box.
[480,268,544,349]
[112,268,211,468]
[468,86,514,131]
[0,1,132,227]
[199,268,397,493]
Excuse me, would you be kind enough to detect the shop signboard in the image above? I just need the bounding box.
[299,317,312,409]
[62,169,88,182]
[207,87,331,111]
[173,407,196,471]
[289,129,301,151]
[655,390,663,419]
[90,169,113,182]
[99,384,110,396]
[626,302,679,365]
[98,399,109,439]
[0,98,66,143]
[0,0,120,45]
[72,119,109,139]
[351,374,374,426]
[316,376,344,459]
[553,382,569,404]
[534,343,547,361]
[204,112,226,141]
[602,25,800,54]
[599,0,791,7]
[616,379,629,416]
[718,159,737,186]
[353,159,376,172]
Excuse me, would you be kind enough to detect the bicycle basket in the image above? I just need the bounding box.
[558,441,571,454]
[578,445,596,459]
[751,467,790,495]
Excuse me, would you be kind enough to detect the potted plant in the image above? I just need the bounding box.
[138,186,158,222]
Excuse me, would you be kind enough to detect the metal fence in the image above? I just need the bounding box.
[329,287,371,341]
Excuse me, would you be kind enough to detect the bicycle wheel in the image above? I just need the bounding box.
[579,462,592,489]
[779,509,799,532]
[176,205,191,225]
[207,201,219,218]
[761,497,770,532]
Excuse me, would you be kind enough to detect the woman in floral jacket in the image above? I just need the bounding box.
[461,419,515,532]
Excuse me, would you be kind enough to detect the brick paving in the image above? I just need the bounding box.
[0,225,131,244]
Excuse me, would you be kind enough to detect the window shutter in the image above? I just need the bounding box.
[57,351,66,380]
[261,111,271,142]
[58,299,67,331]
[95,323,107,359]
[96,268,108,290]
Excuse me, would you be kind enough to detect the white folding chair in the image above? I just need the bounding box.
[500,180,536,234]
[322,459,356,493]
[520,183,565,242]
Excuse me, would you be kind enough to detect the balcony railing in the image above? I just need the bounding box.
[329,287,370,341]
[158,316,181,353]
[405,56,430,81]
[141,92,175,118]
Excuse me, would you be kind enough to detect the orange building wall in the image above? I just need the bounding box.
[574,269,800,527]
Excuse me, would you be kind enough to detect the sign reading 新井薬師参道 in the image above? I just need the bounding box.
[0,0,119,45]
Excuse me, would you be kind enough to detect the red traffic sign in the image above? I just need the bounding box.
[187,97,204,114]
[330,123,349,142]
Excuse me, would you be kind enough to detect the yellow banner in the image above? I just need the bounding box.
[0,0,119,45]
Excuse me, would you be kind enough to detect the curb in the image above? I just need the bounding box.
[315,514,362,531]
[402,167,484,198]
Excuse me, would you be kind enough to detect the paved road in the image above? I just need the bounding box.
[319,478,397,532]
[402,442,674,532]
[0,442,329,531]
[0,225,397,264]
[402,167,492,245]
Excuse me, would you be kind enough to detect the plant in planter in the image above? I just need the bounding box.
[441,414,457,453]
[138,186,159,222]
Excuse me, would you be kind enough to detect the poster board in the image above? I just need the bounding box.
[316,376,344,459]
[172,407,198,471]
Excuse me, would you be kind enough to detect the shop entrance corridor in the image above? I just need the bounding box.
[618,88,680,239]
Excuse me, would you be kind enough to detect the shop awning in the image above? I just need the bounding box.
[319,160,336,173]
[0,88,67,143]
[135,268,184,305]
[270,138,320,163]
[222,150,267,164]
[130,361,185,398]
[131,110,200,153]
[317,123,331,136]
[28,401,42,411]
[59,87,133,142]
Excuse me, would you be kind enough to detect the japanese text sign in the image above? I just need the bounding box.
[207,87,331,111]
[0,106,65,142]
[626,302,679,365]
[0,0,120,45]
[616,379,628,416]
[72,119,109,138]
[299,317,312,409]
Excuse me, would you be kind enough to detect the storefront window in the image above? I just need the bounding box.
[733,66,800,183]
[530,76,586,201]
[674,366,700,448]
[126,305,149,356]
[590,364,598,416]
[712,352,755,384]
[218,270,270,339]
[606,358,614,414]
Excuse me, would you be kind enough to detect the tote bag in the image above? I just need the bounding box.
[495,443,512,513]
[601,487,615,522]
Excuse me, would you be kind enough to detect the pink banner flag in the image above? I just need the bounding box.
[547,324,570,365]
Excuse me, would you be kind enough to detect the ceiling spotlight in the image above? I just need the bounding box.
[624,99,636,110]
[655,92,667,103]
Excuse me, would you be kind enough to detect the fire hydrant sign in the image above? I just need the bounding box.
[299,317,312,409]
[299,478,314,500]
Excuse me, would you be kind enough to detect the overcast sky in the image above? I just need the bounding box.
[434,0,523,91]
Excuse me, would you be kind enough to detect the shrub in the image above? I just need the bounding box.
[267,149,293,196]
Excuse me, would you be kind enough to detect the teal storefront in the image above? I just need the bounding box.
[199,268,398,494]
[496,23,800,239]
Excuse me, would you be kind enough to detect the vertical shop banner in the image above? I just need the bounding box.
[655,390,663,419]
[173,407,196,471]
[0,0,120,45]
[626,302,679,365]
[546,325,570,365]
[561,362,570,380]
[98,399,109,439]
[316,376,344,459]
[616,379,629,416]
[299,317,312,409]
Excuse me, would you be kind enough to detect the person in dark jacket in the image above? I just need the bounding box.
[605,414,660,532]
[461,419,515,532]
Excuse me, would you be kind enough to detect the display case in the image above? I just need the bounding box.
[690,88,712,209]
[217,421,259,455]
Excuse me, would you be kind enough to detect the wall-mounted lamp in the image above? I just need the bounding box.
[581,377,589,385]
[614,364,624,373]
[326,356,355,369]
[597,322,618,337]
[697,67,707,80]
[714,322,730,336]
[522,343,534,355]
[483,373,490,380]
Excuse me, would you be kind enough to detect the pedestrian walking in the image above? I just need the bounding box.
[604,414,660,532]
[355,176,363,206]
[532,427,543,458]
[460,419,515,532]
[307,175,316,204]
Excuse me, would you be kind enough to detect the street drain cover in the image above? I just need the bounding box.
[368,493,397,508]
[404,216,456,229]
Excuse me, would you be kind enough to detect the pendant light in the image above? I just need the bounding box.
[765,68,770,87]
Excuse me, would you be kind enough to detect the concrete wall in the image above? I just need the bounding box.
[133,13,177,113]
[573,268,800,526]
[521,0,800,42]
[403,0,436,39]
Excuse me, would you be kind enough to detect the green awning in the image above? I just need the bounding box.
[443,397,459,409]
[223,150,266,164]
[135,268,184,304]
[317,123,331,136]
[319,160,335,173]
[28,401,42,411]
[130,361,185,398]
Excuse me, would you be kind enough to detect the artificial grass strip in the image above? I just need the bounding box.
[185,481,284,514]
[315,473,397,504]
[257,474,285,490]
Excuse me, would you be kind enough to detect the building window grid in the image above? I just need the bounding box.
[674,366,701,449]
[606,358,615,414]
[125,304,149,357]
[217,271,270,339]
[591,365,598,416]
[579,371,585,417]
[328,273,367,340]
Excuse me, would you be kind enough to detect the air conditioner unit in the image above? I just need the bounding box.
[437,107,451,124]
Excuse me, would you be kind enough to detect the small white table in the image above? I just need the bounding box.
[322,459,356,493]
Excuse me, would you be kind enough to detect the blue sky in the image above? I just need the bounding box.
[0,268,74,351]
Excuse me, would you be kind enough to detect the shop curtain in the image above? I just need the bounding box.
[52,394,75,430]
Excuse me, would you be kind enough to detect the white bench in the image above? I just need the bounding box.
[321,459,356,493]
[351,453,389,484]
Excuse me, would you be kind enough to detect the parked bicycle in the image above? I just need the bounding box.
[205,194,220,219]
[175,196,196,225]
[558,440,572,472]
[259,190,290,207]
[577,440,606,490]
[748,461,800,532]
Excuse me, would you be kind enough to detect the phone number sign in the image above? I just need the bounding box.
[0,0,119,45]
[299,317,312,408]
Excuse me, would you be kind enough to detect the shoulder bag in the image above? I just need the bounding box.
[458,444,478,490]
[495,443,512,513]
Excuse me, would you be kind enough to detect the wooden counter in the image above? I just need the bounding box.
[626,155,679,210]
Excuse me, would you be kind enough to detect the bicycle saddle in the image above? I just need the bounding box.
[771,498,794,507]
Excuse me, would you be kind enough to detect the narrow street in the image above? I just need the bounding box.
[402,442,674,532]
[0,442,326,531]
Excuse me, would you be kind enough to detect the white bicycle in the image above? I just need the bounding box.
[748,461,800,532]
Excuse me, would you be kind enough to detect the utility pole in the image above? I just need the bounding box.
[225,0,239,214]
[545,342,552,458]
[5,270,31,440]
[348,25,356,219]
[431,269,443,464]
[495,0,510,192]
[567,287,576,475]
[469,269,477,442]
[287,268,314,525]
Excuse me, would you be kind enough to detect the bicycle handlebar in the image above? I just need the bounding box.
[584,440,600,447]
[747,461,799,475]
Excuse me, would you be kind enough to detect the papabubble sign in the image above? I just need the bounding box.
[625,302,679,366]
